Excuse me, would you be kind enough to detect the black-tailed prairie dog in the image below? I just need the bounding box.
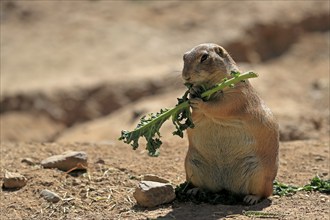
[182,43,279,204]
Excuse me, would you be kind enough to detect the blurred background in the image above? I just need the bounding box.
[1,0,329,143]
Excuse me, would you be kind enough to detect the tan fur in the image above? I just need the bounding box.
[182,43,279,204]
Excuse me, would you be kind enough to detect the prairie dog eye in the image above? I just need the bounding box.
[200,53,209,63]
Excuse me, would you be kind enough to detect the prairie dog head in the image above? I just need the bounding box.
[182,43,238,87]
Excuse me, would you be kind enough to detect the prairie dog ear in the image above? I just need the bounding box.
[214,46,225,58]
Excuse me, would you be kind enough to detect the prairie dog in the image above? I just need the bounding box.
[182,43,279,204]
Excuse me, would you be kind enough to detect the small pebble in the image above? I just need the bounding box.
[41,151,88,171]
[95,159,105,164]
[3,171,27,189]
[72,178,81,186]
[314,156,324,161]
[21,158,36,166]
[40,189,61,203]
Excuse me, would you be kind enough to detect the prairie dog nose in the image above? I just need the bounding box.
[182,69,191,81]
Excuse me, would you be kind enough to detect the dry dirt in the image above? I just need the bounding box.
[0,140,329,220]
[0,1,329,220]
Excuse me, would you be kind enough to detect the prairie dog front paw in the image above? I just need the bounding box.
[189,98,205,111]
[243,195,261,205]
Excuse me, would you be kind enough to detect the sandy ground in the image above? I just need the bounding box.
[1,140,329,219]
[1,1,329,219]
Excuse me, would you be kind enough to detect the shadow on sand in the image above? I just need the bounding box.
[133,198,272,220]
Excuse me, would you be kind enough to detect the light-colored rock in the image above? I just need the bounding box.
[3,171,27,189]
[133,181,176,208]
[143,174,170,183]
[40,189,61,203]
[41,151,87,171]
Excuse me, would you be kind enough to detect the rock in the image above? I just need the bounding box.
[143,174,169,183]
[40,189,61,203]
[3,171,27,189]
[41,151,88,171]
[21,158,36,165]
[133,181,176,208]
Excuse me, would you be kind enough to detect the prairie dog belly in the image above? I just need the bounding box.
[186,118,259,193]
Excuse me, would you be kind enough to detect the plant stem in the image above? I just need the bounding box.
[170,72,258,123]
[202,71,258,99]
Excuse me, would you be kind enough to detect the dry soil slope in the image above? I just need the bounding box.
[57,31,329,143]
[1,1,329,143]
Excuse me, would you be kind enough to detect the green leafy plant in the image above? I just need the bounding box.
[119,71,258,156]
[175,176,329,206]
[273,175,330,196]
[272,181,300,196]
